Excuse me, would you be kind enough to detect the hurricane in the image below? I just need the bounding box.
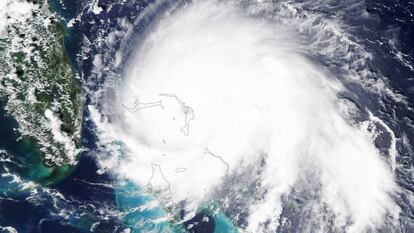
[1,0,413,232]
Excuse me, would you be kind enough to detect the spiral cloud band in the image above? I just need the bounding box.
[97,1,400,232]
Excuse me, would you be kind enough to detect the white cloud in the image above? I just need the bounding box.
[0,0,35,36]
[96,1,400,232]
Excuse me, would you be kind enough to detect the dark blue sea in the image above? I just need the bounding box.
[1,0,413,232]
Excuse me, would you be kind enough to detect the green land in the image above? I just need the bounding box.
[0,0,83,187]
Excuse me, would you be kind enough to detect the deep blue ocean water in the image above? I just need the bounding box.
[1,0,414,232]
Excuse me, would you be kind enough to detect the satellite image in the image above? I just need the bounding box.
[0,0,413,232]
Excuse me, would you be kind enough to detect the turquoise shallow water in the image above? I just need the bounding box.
[115,179,239,232]
[0,102,75,190]
[113,142,238,232]
[195,202,239,233]
[116,180,183,232]
[2,0,414,232]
